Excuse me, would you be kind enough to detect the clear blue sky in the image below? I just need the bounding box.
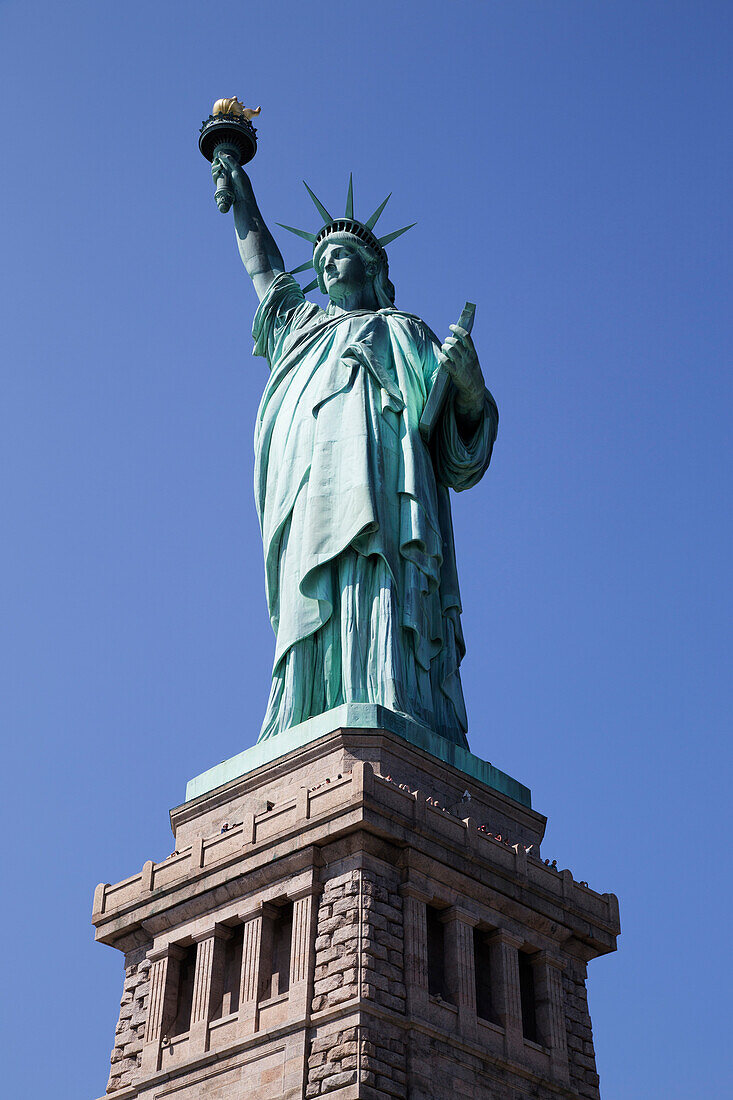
[1,2,730,1096]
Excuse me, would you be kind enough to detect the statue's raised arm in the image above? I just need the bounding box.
[212,155,285,302]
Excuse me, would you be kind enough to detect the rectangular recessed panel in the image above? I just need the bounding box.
[154,1044,285,1099]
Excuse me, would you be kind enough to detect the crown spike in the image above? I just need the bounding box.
[290,259,315,274]
[276,223,318,243]
[303,181,333,224]
[364,193,392,231]
[301,276,320,293]
[345,174,354,219]
[377,222,417,248]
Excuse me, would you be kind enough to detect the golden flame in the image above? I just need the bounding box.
[212,98,261,121]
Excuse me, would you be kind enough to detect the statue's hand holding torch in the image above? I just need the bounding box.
[211,154,248,213]
[199,98,259,214]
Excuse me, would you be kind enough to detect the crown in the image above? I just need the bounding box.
[277,175,416,293]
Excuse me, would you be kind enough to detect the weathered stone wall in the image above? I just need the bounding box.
[307,864,407,1096]
[311,869,360,1016]
[306,1023,358,1096]
[106,946,150,1094]
[564,964,600,1100]
[310,864,406,1016]
[359,1021,407,1098]
[360,871,406,1018]
[94,738,617,1100]
[406,1030,570,1100]
[409,1032,491,1100]
[307,1023,408,1099]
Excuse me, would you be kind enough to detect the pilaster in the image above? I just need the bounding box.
[189,927,230,1054]
[288,885,320,1017]
[236,904,269,1037]
[442,907,478,1036]
[400,884,430,1016]
[488,930,524,1060]
[141,943,185,1074]
[534,951,570,1081]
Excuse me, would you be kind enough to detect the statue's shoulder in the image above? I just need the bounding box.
[382,309,440,349]
[258,273,323,326]
[253,273,326,358]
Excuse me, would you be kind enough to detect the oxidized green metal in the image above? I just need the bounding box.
[184,705,531,807]
[205,127,497,751]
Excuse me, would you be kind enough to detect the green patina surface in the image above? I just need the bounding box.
[209,159,498,749]
[185,705,531,808]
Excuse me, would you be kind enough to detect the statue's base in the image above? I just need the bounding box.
[184,704,531,806]
[171,714,538,859]
[93,722,619,1100]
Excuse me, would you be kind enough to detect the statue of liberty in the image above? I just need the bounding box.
[211,155,498,749]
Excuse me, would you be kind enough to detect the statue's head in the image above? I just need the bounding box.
[314,233,395,307]
[278,177,414,308]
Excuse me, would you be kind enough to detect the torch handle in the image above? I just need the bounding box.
[215,177,235,214]
[212,140,242,214]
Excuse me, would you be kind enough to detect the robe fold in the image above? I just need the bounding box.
[251,273,497,747]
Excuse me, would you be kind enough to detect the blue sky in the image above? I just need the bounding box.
[1,2,730,1096]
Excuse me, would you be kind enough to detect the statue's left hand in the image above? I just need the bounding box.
[440,324,485,420]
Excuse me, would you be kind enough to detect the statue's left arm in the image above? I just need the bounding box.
[429,323,498,490]
[439,322,487,438]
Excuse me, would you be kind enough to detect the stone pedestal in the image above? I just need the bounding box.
[93,718,619,1099]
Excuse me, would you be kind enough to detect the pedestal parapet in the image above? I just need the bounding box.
[93,721,619,1100]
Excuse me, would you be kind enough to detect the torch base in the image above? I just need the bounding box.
[198,114,257,165]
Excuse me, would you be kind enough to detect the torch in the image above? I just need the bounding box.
[199,98,259,213]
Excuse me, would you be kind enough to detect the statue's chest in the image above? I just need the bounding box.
[327,312,392,361]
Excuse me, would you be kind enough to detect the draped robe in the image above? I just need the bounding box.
[252,273,498,747]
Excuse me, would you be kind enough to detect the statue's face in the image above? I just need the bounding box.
[320,242,368,301]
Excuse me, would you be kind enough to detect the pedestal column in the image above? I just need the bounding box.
[141,944,185,1074]
[400,885,430,1016]
[488,930,524,1060]
[237,905,269,1037]
[442,908,478,1036]
[533,952,569,1081]
[189,927,230,1054]
[288,886,320,1017]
